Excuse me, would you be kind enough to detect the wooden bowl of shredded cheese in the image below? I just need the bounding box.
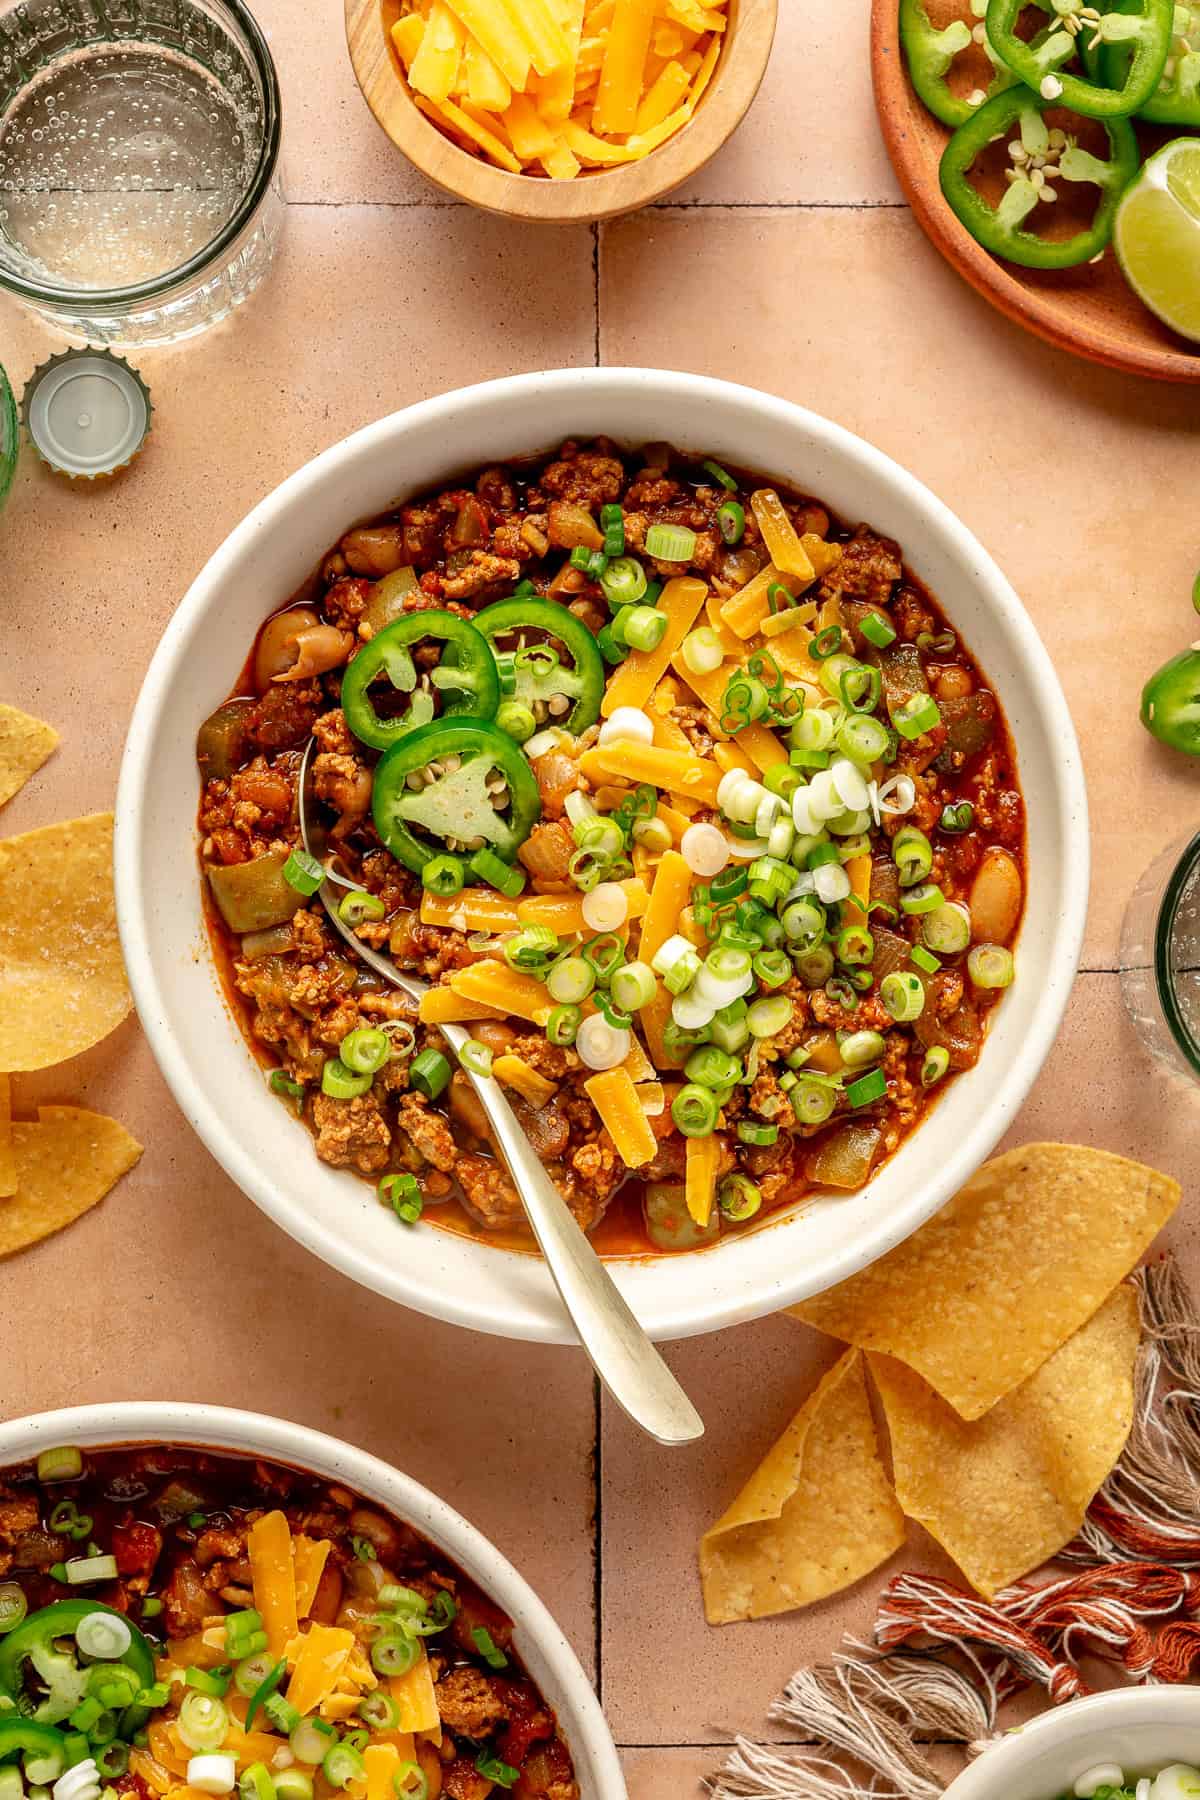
[345,0,778,221]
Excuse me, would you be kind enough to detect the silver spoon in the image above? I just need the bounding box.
[298,741,703,1446]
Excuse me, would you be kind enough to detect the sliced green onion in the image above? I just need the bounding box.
[922,901,971,955]
[859,611,897,649]
[823,972,859,1010]
[495,701,536,744]
[880,971,925,1022]
[621,606,668,653]
[840,1029,885,1067]
[393,1765,428,1800]
[892,826,933,889]
[752,948,791,989]
[475,1755,520,1790]
[718,499,745,544]
[672,1083,720,1136]
[685,1045,742,1089]
[546,1003,581,1047]
[471,1627,509,1670]
[781,896,825,945]
[940,801,975,833]
[369,1634,419,1677]
[737,1119,778,1146]
[264,1694,301,1736]
[892,693,942,740]
[320,1058,372,1100]
[232,1648,275,1698]
[468,847,525,898]
[289,1719,335,1766]
[603,515,626,559]
[458,1039,494,1079]
[421,853,465,897]
[356,1690,400,1731]
[808,625,843,661]
[921,1045,951,1086]
[177,1691,230,1753]
[599,555,646,606]
[245,1658,287,1731]
[910,943,940,975]
[645,522,697,562]
[596,624,627,665]
[574,814,625,858]
[282,849,324,897]
[582,931,624,983]
[709,999,750,1053]
[63,1555,118,1585]
[408,1048,450,1100]
[900,882,945,917]
[838,663,882,715]
[632,814,673,853]
[791,709,835,753]
[846,1067,887,1107]
[239,1764,276,1800]
[274,1772,314,1800]
[702,458,738,490]
[339,1026,390,1075]
[718,1174,762,1221]
[837,714,890,766]
[791,1078,837,1125]
[184,1665,230,1699]
[337,889,386,927]
[967,943,1015,989]
[37,1448,82,1483]
[746,995,792,1038]
[323,1744,365,1791]
[0,1585,26,1636]
[569,545,607,579]
[611,961,656,1012]
[95,1744,130,1780]
[663,946,702,996]
[836,925,874,966]
[379,1172,421,1223]
[504,923,558,971]
[547,954,595,1005]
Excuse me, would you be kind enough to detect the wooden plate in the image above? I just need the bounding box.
[345,0,777,224]
[870,0,1200,382]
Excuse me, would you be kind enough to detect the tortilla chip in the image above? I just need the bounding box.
[0,1076,14,1199]
[0,704,59,807]
[0,812,132,1071]
[872,1283,1140,1599]
[0,1105,142,1256]
[699,1349,906,1624]
[792,1145,1178,1420]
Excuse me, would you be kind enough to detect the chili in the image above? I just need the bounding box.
[986,0,1173,117]
[1141,643,1200,757]
[1101,0,1200,123]
[0,1601,155,1728]
[899,0,1016,126]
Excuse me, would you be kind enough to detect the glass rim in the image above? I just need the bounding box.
[0,0,281,311]
[1154,827,1200,1077]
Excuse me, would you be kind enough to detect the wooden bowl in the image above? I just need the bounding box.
[345,0,777,222]
[870,0,1200,383]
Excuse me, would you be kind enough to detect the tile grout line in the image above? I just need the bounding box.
[591,220,601,366]
[281,197,908,212]
[592,1375,604,1707]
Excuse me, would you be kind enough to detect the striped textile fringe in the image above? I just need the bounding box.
[709,1257,1200,1800]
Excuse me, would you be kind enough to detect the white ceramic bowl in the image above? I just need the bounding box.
[115,368,1089,1345]
[943,1689,1200,1800]
[0,1402,624,1799]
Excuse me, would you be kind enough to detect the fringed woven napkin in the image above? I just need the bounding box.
[712,1256,1200,1799]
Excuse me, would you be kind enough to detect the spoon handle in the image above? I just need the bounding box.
[439,1021,705,1446]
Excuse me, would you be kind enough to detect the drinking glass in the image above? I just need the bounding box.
[0,0,282,345]
[1121,830,1200,1086]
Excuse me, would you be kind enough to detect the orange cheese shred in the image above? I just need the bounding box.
[584,1068,658,1168]
[719,565,806,640]
[247,1511,298,1660]
[577,742,720,806]
[447,961,552,1025]
[292,1536,331,1620]
[418,988,507,1026]
[600,577,708,716]
[286,1625,356,1719]
[685,1134,721,1226]
[389,1648,441,1734]
[494,1055,558,1107]
[518,877,648,936]
[593,0,655,132]
[420,890,521,931]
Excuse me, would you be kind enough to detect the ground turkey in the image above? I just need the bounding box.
[311,1091,391,1174]
[434,1665,509,1737]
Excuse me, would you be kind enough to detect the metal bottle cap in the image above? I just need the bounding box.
[21,349,152,480]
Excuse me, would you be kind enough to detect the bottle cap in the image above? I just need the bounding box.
[21,348,152,480]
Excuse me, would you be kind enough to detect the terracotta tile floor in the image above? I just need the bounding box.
[2,2,1200,1794]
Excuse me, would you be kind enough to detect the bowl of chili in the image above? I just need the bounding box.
[115,368,1089,1343]
[0,1402,625,1798]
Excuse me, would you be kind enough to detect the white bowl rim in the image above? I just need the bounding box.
[115,366,1090,1344]
[943,1687,1200,1800]
[0,1402,625,1799]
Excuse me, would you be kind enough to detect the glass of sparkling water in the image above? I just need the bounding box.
[0,0,282,345]
[1121,830,1200,1085]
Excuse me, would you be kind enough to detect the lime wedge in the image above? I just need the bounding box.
[1114,137,1200,343]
